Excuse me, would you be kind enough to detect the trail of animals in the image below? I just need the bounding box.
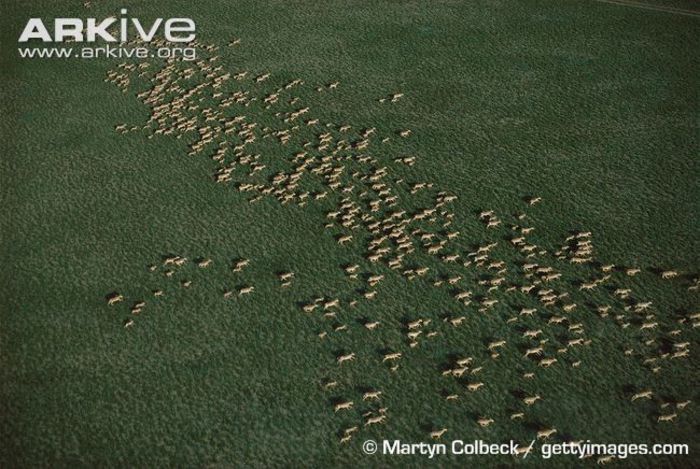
[101,37,698,463]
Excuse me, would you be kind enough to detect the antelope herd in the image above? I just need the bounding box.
[101,34,697,459]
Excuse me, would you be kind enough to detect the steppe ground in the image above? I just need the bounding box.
[1,0,698,467]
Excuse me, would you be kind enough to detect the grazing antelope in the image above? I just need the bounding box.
[107,294,124,306]
[337,353,356,365]
[657,413,677,422]
[511,236,526,246]
[164,255,185,266]
[324,299,340,310]
[671,350,689,359]
[233,259,250,271]
[539,358,558,368]
[344,426,359,435]
[523,329,543,339]
[537,428,557,440]
[511,412,525,420]
[661,270,679,279]
[477,417,494,427]
[542,273,562,282]
[456,357,473,366]
[442,254,460,263]
[570,257,592,264]
[407,330,422,340]
[597,455,616,465]
[198,258,212,268]
[363,390,382,401]
[567,338,584,347]
[488,260,505,270]
[514,445,533,458]
[523,395,541,406]
[467,382,485,392]
[368,274,384,285]
[123,318,134,328]
[524,346,544,358]
[407,319,424,330]
[323,381,338,390]
[238,286,254,296]
[488,340,506,350]
[365,414,387,426]
[302,303,318,313]
[334,401,354,412]
[279,272,294,282]
[449,316,466,327]
[455,291,472,301]
[365,321,380,330]
[382,352,402,362]
[448,276,462,285]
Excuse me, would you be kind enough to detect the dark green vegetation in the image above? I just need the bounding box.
[1,1,698,467]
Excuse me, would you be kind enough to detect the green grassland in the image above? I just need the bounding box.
[1,0,699,467]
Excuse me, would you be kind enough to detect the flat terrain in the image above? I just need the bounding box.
[1,1,698,467]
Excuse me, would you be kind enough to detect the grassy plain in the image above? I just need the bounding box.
[1,0,698,467]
